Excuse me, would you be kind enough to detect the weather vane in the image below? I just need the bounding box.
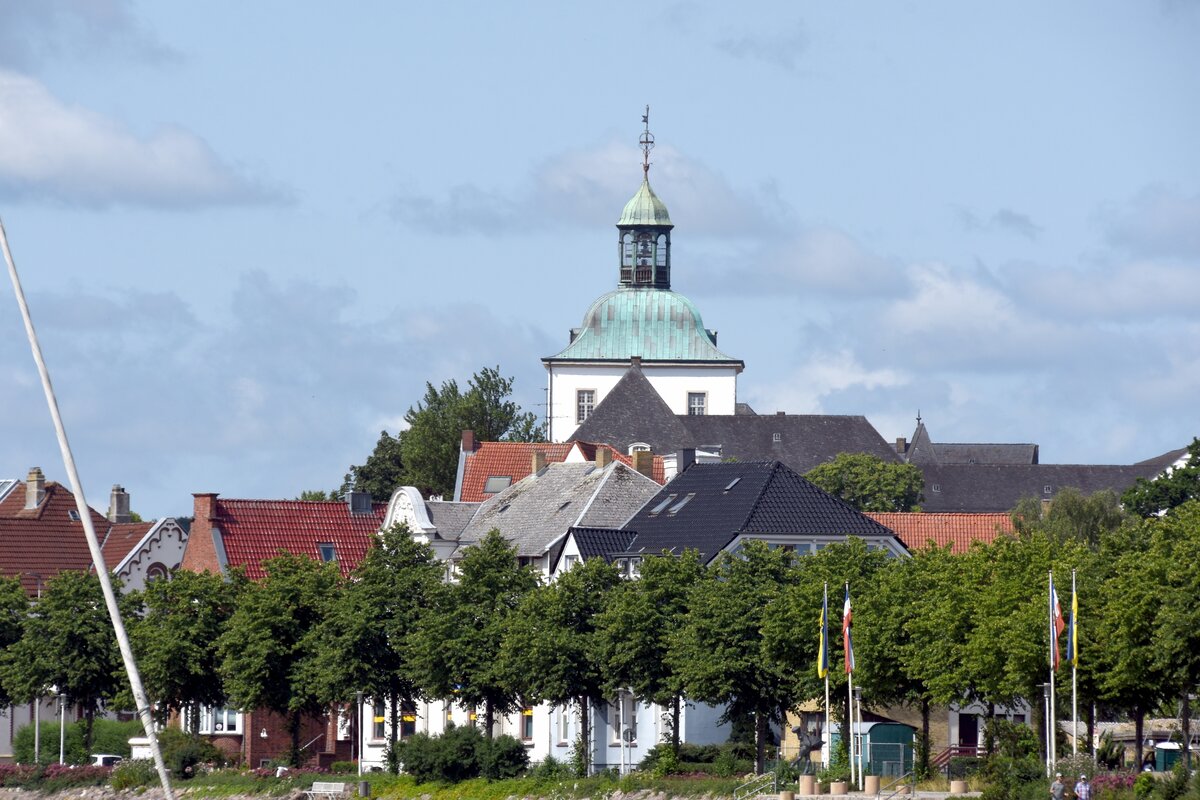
[639,105,654,178]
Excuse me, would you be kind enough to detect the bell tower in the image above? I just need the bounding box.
[617,107,673,289]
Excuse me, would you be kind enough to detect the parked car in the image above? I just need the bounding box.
[89,754,123,767]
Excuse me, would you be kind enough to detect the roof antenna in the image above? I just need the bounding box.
[639,105,654,179]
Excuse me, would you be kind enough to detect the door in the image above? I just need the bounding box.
[958,714,979,749]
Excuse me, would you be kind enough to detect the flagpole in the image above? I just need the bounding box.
[1048,571,1057,773]
[824,583,830,769]
[845,582,856,790]
[1072,569,1078,756]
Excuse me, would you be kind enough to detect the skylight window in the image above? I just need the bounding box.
[667,493,695,515]
[318,543,337,562]
[648,494,677,515]
[68,509,80,522]
[483,476,512,494]
[724,478,741,492]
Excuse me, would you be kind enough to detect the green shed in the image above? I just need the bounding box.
[854,722,917,778]
[1155,743,1181,772]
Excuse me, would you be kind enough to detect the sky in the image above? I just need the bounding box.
[1,1,1198,519]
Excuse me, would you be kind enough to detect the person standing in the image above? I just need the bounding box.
[1074,774,1091,800]
[1050,772,1066,800]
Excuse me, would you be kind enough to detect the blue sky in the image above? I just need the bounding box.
[1,1,1197,519]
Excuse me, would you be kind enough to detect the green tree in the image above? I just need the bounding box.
[306,524,444,772]
[1011,487,1127,548]
[499,557,620,776]
[217,553,338,765]
[402,366,544,498]
[340,430,406,501]
[594,549,703,754]
[0,571,130,752]
[128,569,240,728]
[407,529,537,739]
[673,541,796,774]
[804,453,924,512]
[1122,438,1200,517]
[297,489,337,501]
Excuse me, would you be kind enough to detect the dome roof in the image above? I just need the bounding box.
[617,179,673,228]
[545,287,740,363]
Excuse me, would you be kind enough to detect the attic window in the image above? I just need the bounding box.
[68,509,80,522]
[1044,485,1053,495]
[667,493,695,515]
[648,494,677,515]
[724,478,741,492]
[773,433,782,443]
[483,476,512,494]
[318,543,337,562]
[931,484,941,493]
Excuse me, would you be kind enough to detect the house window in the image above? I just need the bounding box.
[483,476,512,494]
[687,392,707,416]
[628,557,642,578]
[196,706,241,734]
[1044,485,1053,495]
[373,699,386,739]
[521,706,534,742]
[648,494,676,515]
[932,483,941,493]
[614,558,628,576]
[577,390,596,423]
[773,433,782,443]
[610,693,637,744]
[628,442,651,454]
[557,705,571,744]
[667,493,695,515]
[562,554,578,572]
[400,701,417,739]
[145,563,169,583]
[318,543,337,562]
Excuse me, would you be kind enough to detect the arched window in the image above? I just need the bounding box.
[628,442,651,455]
[145,563,169,583]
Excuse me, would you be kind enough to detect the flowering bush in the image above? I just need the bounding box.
[1091,771,1137,798]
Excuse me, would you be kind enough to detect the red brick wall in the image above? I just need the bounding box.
[181,493,221,574]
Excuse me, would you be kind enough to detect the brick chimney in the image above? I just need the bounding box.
[633,450,655,479]
[107,485,131,523]
[895,437,907,457]
[532,450,547,474]
[25,467,45,510]
[461,430,477,453]
[595,447,612,469]
[181,493,221,574]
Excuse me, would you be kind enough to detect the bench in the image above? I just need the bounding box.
[304,782,349,800]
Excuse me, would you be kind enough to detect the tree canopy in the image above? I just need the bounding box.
[1122,437,1200,517]
[804,453,924,512]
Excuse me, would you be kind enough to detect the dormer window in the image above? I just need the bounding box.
[318,543,337,562]
[483,476,512,495]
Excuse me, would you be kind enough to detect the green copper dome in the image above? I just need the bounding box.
[545,287,740,363]
[617,179,673,228]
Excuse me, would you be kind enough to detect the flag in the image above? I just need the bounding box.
[843,584,855,674]
[1050,576,1066,671]
[818,586,829,679]
[1066,583,1079,668]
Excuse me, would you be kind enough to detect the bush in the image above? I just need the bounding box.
[329,760,357,773]
[12,721,85,765]
[1134,772,1156,800]
[154,726,228,778]
[529,755,573,782]
[949,756,985,779]
[392,723,527,784]
[111,759,159,790]
[479,734,529,780]
[1156,763,1190,800]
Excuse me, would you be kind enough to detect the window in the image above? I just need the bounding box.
[628,442,651,454]
[562,554,578,572]
[196,706,240,735]
[687,392,707,416]
[68,509,80,521]
[724,478,741,492]
[145,562,169,583]
[629,557,642,578]
[483,476,512,494]
[610,693,637,744]
[400,701,417,739]
[614,558,628,576]
[667,493,695,515]
[577,390,596,423]
[521,706,534,742]
[556,705,571,744]
[1044,485,1053,495]
[373,700,386,739]
[773,433,782,443]
[932,483,941,493]
[318,543,337,562]
[648,494,676,515]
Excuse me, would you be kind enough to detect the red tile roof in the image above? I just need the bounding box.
[458,442,573,502]
[866,512,1014,554]
[574,441,666,484]
[0,481,109,595]
[101,521,156,570]
[209,498,386,580]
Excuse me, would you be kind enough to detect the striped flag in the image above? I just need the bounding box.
[1050,576,1066,670]
[1066,583,1079,668]
[818,585,829,679]
[843,585,855,674]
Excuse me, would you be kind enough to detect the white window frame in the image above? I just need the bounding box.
[194,705,242,735]
[687,392,707,416]
[557,705,571,745]
[576,390,596,424]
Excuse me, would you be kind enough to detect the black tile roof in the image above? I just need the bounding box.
[621,461,899,563]
[919,463,1167,512]
[568,527,639,561]
[903,420,1038,466]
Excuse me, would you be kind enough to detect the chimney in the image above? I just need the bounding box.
[461,430,476,453]
[630,356,642,368]
[633,450,655,479]
[25,467,45,510]
[595,447,612,469]
[532,450,548,474]
[677,448,696,472]
[895,437,907,456]
[108,485,132,523]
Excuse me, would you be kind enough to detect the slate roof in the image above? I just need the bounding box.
[0,479,110,595]
[866,512,1014,554]
[209,498,387,580]
[903,420,1038,466]
[458,462,661,558]
[621,461,900,563]
[424,501,478,540]
[919,463,1166,513]
[570,365,899,472]
[544,287,742,364]
[568,527,639,562]
[457,442,574,502]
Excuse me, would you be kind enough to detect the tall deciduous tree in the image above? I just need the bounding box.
[218,553,339,765]
[499,557,620,776]
[0,571,130,752]
[1122,438,1200,517]
[804,453,924,512]
[307,524,444,771]
[129,569,241,727]
[407,529,537,739]
[340,430,406,501]
[595,549,703,754]
[673,541,796,774]
[0,576,29,708]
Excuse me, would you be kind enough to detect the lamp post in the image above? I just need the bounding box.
[58,690,66,765]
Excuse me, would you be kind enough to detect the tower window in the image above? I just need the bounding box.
[687,392,707,416]
[576,390,596,423]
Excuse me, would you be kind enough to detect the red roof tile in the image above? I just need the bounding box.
[0,481,110,595]
[866,512,1014,554]
[101,521,156,569]
[458,442,573,502]
[211,498,386,580]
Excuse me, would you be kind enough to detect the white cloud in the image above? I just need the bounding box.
[0,70,285,208]
[1101,185,1200,258]
[747,350,908,414]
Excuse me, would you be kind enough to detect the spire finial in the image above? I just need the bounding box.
[639,105,654,179]
[916,410,922,425]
